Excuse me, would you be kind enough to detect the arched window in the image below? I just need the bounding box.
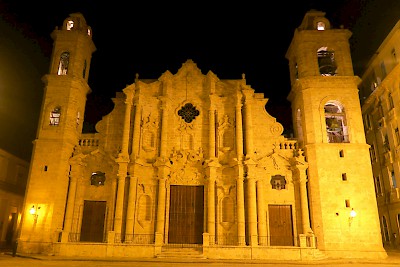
[66,20,74,30]
[318,47,337,76]
[325,101,349,143]
[317,21,325,30]
[57,52,70,75]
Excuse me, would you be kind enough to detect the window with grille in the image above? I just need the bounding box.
[50,107,61,125]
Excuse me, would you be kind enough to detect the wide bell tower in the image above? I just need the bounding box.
[18,13,96,254]
[286,10,386,259]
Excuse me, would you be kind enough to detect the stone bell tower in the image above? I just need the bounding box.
[18,13,96,254]
[286,10,386,259]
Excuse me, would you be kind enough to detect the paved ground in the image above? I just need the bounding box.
[1,249,400,267]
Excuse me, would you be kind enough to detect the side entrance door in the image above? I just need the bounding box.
[268,204,294,246]
[168,185,204,244]
[80,200,106,242]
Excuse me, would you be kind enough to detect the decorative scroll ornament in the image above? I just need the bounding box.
[178,103,199,123]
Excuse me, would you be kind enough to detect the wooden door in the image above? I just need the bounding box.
[268,204,294,246]
[168,185,204,244]
[5,213,16,245]
[80,200,106,242]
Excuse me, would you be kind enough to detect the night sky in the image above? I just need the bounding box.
[1,0,400,161]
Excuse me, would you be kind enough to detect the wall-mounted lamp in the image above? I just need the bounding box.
[349,208,357,218]
[29,205,40,221]
[349,208,357,226]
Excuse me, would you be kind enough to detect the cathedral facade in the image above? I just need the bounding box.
[18,11,387,260]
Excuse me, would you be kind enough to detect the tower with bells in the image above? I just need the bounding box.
[286,10,386,258]
[18,13,96,253]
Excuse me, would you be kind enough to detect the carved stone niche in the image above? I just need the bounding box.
[270,175,286,190]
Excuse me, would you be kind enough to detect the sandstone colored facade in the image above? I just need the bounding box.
[18,11,387,260]
[359,19,400,249]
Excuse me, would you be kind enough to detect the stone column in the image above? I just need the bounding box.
[158,97,168,158]
[235,93,244,160]
[114,161,127,235]
[291,150,312,235]
[235,92,246,246]
[131,103,142,160]
[125,175,137,238]
[121,88,133,155]
[298,165,312,234]
[154,160,171,242]
[209,109,216,159]
[236,166,246,246]
[156,177,167,237]
[206,162,219,244]
[242,91,254,156]
[207,176,216,243]
[246,164,258,246]
[257,179,267,245]
[62,165,79,242]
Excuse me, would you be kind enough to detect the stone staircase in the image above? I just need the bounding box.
[311,248,327,260]
[156,246,205,259]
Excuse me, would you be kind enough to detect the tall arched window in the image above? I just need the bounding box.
[57,52,70,75]
[325,101,348,143]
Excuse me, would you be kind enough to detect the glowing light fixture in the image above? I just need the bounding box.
[350,208,357,218]
[29,205,40,221]
[349,208,357,226]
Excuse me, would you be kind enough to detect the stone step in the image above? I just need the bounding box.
[157,247,205,259]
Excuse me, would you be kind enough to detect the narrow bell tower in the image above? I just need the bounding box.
[286,10,386,259]
[19,13,96,254]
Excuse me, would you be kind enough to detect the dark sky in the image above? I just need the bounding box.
[1,0,400,160]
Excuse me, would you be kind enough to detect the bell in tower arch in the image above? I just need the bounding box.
[318,50,337,76]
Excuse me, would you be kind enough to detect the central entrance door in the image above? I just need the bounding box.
[268,204,294,246]
[80,200,106,242]
[168,185,204,244]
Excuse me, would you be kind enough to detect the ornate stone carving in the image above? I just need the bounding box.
[169,148,205,185]
[142,114,159,152]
